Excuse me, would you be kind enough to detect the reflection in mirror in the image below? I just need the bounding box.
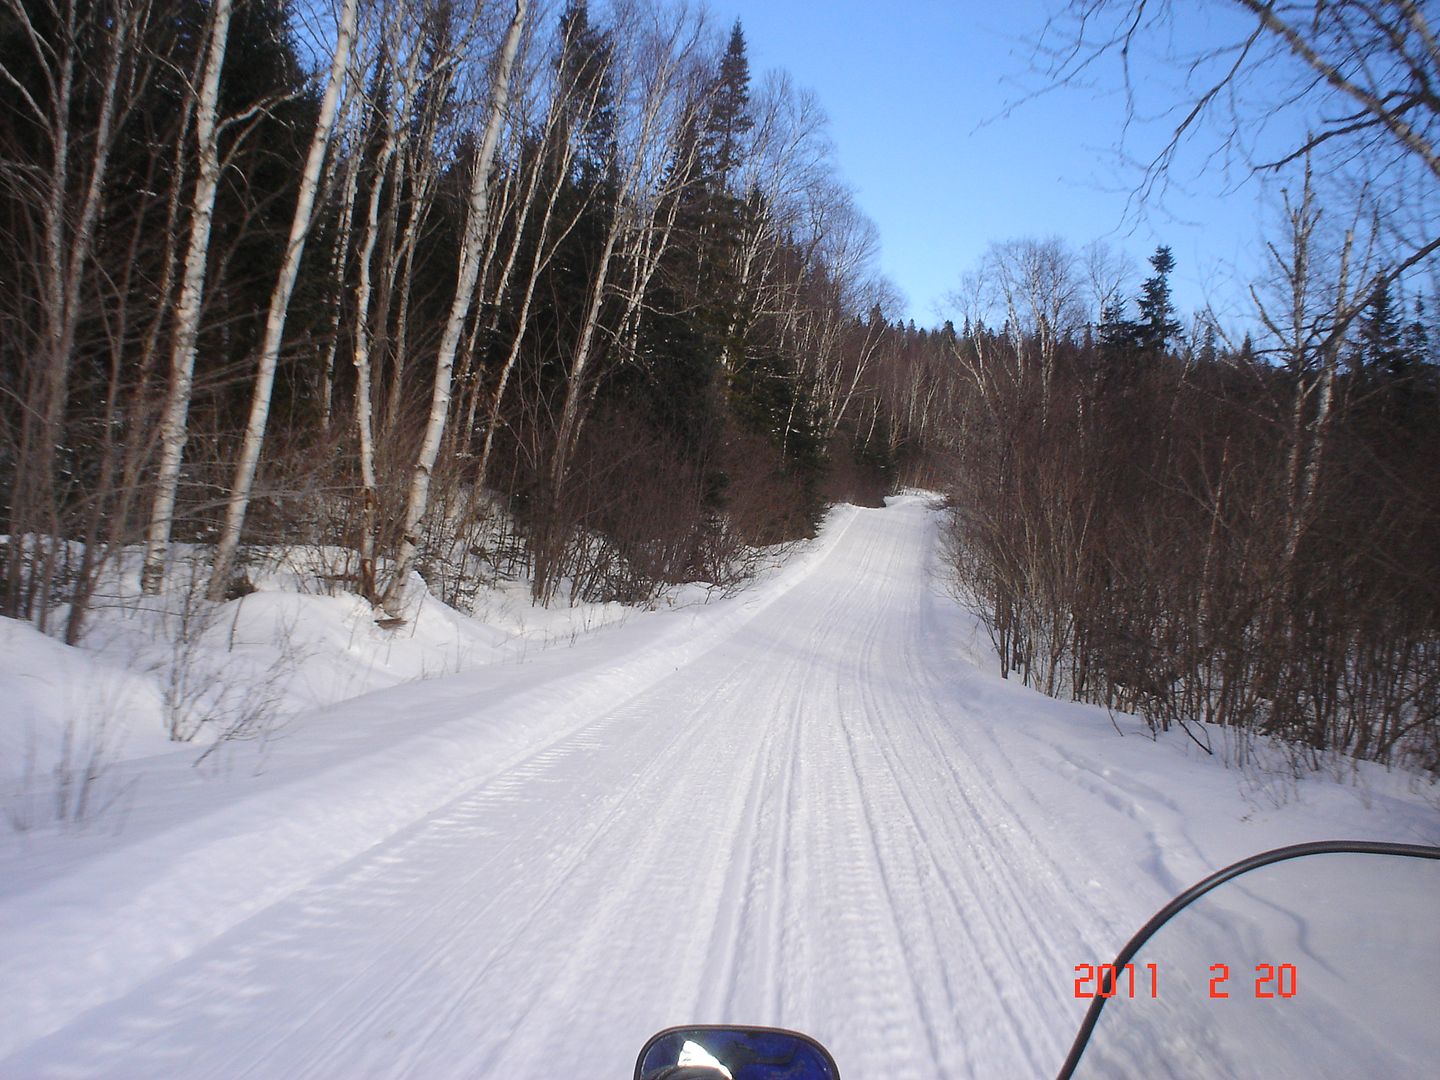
[635,1025,840,1080]
[1071,851,1440,1079]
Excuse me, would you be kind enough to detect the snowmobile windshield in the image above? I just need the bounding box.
[1060,842,1440,1079]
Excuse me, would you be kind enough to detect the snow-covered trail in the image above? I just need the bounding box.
[3,497,1433,1079]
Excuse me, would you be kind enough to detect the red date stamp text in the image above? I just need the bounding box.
[1072,962,1298,1000]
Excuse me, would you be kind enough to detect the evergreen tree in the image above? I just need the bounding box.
[1199,323,1218,365]
[1358,281,1408,379]
[693,21,753,299]
[1238,332,1255,364]
[1134,245,1181,354]
[703,21,753,191]
[557,0,617,186]
[728,348,827,523]
[610,20,758,516]
[1405,296,1432,368]
[1096,300,1136,360]
[638,17,755,449]
[541,0,621,360]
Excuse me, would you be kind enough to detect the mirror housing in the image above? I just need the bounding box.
[635,1025,840,1080]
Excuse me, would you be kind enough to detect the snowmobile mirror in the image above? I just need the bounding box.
[635,1025,840,1080]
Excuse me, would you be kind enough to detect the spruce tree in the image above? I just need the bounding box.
[1199,323,1218,365]
[558,0,617,187]
[1358,281,1407,379]
[1135,245,1181,355]
[1096,301,1136,360]
[616,20,757,511]
[1404,296,1432,368]
[646,18,755,436]
[704,21,753,191]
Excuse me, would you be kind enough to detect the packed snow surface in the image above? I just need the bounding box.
[1,496,1436,1078]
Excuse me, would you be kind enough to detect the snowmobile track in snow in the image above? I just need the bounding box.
[4,496,1432,1079]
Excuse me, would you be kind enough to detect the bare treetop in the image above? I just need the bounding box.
[1037,0,1437,337]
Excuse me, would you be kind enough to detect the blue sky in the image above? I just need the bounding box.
[720,0,1273,329]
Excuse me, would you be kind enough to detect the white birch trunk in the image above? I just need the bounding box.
[471,22,610,490]
[382,0,529,610]
[352,5,426,602]
[207,0,361,601]
[140,0,234,595]
[545,20,700,504]
[455,159,525,450]
[317,83,365,436]
[472,152,583,489]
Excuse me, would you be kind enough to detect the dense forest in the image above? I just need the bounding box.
[1,0,1436,773]
[0,0,934,622]
[945,237,1439,774]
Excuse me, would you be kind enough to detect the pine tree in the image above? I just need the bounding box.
[638,16,755,458]
[558,0,617,187]
[1199,323,1218,365]
[703,21,753,191]
[1135,245,1181,354]
[1404,296,1432,368]
[1096,300,1135,360]
[1358,281,1408,379]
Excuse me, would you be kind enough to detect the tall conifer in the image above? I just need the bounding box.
[1135,245,1181,354]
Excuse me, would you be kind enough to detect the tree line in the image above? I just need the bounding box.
[4,0,1435,775]
[942,0,1440,773]
[944,230,1438,772]
[0,0,936,643]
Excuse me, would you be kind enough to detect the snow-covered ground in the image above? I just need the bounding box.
[1,495,1435,1078]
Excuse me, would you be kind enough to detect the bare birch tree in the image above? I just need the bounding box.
[1,0,158,623]
[468,10,613,491]
[382,0,530,610]
[315,64,368,438]
[1251,160,1360,606]
[541,3,708,520]
[1039,0,1439,335]
[140,0,235,596]
[985,237,1083,428]
[207,0,362,601]
[347,0,431,602]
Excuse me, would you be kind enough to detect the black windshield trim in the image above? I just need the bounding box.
[1055,839,1440,1079]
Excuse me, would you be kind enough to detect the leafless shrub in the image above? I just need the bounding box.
[945,306,1439,777]
[146,557,304,759]
[5,715,136,835]
[527,407,732,605]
